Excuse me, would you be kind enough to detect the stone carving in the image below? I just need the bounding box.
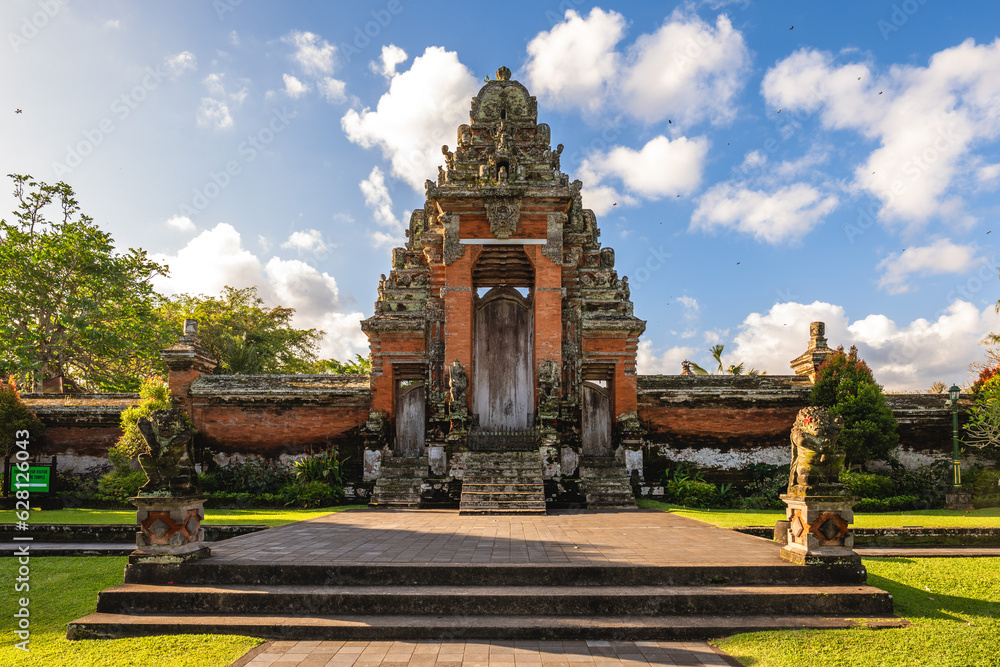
[449,360,469,419]
[537,360,561,419]
[543,212,567,264]
[441,212,465,266]
[788,406,846,495]
[484,191,522,239]
[136,408,199,496]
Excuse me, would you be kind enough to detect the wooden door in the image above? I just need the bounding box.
[473,287,533,429]
[395,382,425,457]
[581,381,612,456]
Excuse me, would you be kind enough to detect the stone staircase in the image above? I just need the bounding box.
[369,456,427,508]
[459,451,546,515]
[67,559,898,641]
[580,457,637,509]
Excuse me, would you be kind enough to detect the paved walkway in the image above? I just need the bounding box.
[231,639,743,666]
[206,509,790,567]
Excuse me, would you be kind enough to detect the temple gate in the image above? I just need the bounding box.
[362,67,645,511]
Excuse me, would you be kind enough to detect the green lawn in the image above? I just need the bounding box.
[715,557,1000,667]
[0,505,367,527]
[0,557,263,667]
[637,499,1000,528]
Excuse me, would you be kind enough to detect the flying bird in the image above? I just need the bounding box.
[790,26,794,30]
[668,119,672,124]
[15,109,22,113]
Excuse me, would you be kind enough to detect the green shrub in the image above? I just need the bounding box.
[889,460,952,509]
[738,463,790,509]
[0,376,45,457]
[840,470,895,499]
[111,376,171,464]
[280,481,340,508]
[810,346,900,467]
[293,449,346,488]
[666,479,717,508]
[212,455,294,494]
[853,494,920,512]
[972,468,1000,507]
[96,467,146,502]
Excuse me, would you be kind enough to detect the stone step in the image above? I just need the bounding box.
[92,583,894,618]
[462,482,538,493]
[126,562,867,588]
[68,612,906,641]
[371,457,430,508]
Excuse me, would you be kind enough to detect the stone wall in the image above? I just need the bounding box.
[22,394,140,472]
[23,374,967,477]
[189,375,371,462]
[637,375,968,479]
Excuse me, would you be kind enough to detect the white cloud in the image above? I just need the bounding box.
[283,73,310,99]
[166,51,197,78]
[524,8,626,114]
[165,215,195,234]
[360,166,405,247]
[762,39,1000,228]
[621,12,751,125]
[104,19,120,29]
[877,239,982,294]
[636,339,698,374]
[525,9,750,125]
[229,30,240,47]
[729,300,1000,391]
[152,223,367,362]
[196,98,233,130]
[341,47,479,191]
[284,30,336,77]
[691,182,839,244]
[203,72,227,97]
[318,77,347,104]
[372,44,408,79]
[580,135,709,204]
[678,296,700,321]
[281,229,328,254]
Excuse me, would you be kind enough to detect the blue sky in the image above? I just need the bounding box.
[3,0,1000,390]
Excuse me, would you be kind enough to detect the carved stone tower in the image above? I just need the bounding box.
[362,68,645,509]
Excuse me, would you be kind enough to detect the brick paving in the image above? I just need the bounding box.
[205,508,791,567]
[232,639,743,666]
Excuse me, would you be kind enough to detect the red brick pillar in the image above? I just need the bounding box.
[160,319,217,415]
[443,251,475,412]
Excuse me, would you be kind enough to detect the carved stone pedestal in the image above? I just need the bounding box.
[131,495,210,564]
[945,491,974,511]
[780,494,859,568]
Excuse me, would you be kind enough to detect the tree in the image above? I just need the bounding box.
[312,354,372,375]
[684,344,764,376]
[0,377,45,457]
[0,175,171,392]
[158,286,323,374]
[809,345,900,468]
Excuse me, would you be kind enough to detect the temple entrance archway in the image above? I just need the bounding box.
[473,286,534,428]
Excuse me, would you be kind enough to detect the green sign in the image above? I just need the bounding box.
[25,467,50,493]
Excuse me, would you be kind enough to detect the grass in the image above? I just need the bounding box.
[637,499,1000,528]
[0,505,367,526]
[715,557,1000,667]
[0,557,263,667]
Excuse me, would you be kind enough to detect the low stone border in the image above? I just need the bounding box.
[734,525,1000,547]
[0,523,267,544]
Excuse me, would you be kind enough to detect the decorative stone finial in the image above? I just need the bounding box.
[790,321,833,382]
[496,66,511,81]
[184,319,198,337]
